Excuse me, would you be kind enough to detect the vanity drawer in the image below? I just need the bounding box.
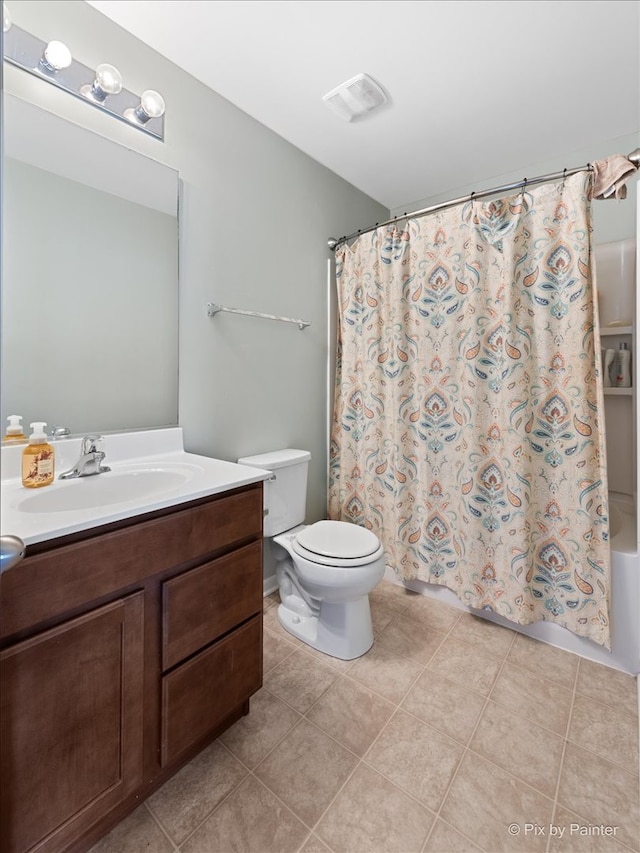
[1,484,263,640]
[161,615,262,766]
[162,540,262,670]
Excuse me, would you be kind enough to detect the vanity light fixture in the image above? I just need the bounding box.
[2,4,165,141]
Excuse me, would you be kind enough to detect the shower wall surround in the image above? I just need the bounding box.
[596,238,637,500]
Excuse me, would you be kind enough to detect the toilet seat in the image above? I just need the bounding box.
[292,520,383,567]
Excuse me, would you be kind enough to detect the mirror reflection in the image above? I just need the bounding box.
[1,94,179,437]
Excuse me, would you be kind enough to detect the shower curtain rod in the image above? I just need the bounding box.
[328,147,640,250]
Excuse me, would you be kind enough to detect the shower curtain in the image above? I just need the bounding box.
[328,173,611,648]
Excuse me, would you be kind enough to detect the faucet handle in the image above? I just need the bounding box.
[81,434,104,454]
[50,425,71,439]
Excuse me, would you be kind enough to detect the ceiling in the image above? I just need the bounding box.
[87,0,639,210]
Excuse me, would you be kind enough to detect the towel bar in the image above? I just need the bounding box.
[207,303,311,330]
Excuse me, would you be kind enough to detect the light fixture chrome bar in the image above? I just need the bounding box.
[207,303,311,330]
[2,20,165,141]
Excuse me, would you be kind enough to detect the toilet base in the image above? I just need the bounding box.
[277,596,374,660]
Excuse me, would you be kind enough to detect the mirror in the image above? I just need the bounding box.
[1,94,179,438]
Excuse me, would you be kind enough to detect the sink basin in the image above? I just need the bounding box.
[17,465,199,514]
[2,428,271,547]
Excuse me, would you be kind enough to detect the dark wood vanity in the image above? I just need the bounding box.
[0,482,264,853]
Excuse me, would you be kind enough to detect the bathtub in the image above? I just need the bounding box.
[390,491,640,675]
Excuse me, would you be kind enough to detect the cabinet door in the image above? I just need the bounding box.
[0,593,144,853]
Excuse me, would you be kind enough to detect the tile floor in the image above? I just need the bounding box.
[91,581,639,853]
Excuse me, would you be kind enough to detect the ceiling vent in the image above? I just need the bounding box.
[322,73,387,122]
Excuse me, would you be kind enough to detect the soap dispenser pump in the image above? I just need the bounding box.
[22,422,55,488]
[3,415,26,443]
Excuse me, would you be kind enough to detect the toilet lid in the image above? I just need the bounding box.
[295,520,380,560]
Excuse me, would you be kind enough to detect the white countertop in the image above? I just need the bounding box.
[1,428,269,546]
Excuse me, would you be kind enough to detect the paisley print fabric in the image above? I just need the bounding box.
[328,174,611,648]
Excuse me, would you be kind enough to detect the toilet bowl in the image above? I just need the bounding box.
[237,450,385,660]
[274,520,386,659]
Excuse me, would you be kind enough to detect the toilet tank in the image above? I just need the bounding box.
[237,449,311,537]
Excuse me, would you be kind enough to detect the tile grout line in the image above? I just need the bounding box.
[243,705,380,848]
[262,637,300,676]
[299,703,436,853]
[264,588,633,852]
[149,739,253,852]
[544,655,581,853]
[266,637,428,712]
[143,800,183,852]
[266,595,613,852]
[418,624,519,853]
[262,601,451,853]
[263,591,531,853]
[171,736,315,852]
[316,615,516,853]
[163,709,309,851]
[570,688,640,731]
[543,659,640,853]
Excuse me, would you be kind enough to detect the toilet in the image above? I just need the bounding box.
[237,449,385,660]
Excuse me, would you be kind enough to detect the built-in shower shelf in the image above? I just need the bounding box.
[600,325,633,336]
[604,387,633,395]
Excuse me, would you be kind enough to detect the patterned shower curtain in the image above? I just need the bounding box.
[328,173,611,648]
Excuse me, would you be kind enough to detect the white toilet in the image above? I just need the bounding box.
[237,449,385,660]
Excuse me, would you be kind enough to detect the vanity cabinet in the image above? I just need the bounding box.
[0,482,263,853]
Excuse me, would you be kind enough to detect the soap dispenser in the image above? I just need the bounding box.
[3,415,26,443]
[22,422,55,488]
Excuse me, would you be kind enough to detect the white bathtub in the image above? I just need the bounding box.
[390,491,640,675]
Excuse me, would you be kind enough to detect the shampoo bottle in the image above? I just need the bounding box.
[603,349,615,387]
[22,422,55,488]
[3,415,26,443]
[615,342,632,388]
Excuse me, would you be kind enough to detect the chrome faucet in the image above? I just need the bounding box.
[59,434,111,479]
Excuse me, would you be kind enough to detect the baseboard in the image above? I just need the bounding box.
[263,575,279,597]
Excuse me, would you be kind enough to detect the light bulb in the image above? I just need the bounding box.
[124,89,165,126]
[80,62,122,102]
[139,90,165,118]
[95,63,122,95]
[40,40,72,72]
[2,2,11,33]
